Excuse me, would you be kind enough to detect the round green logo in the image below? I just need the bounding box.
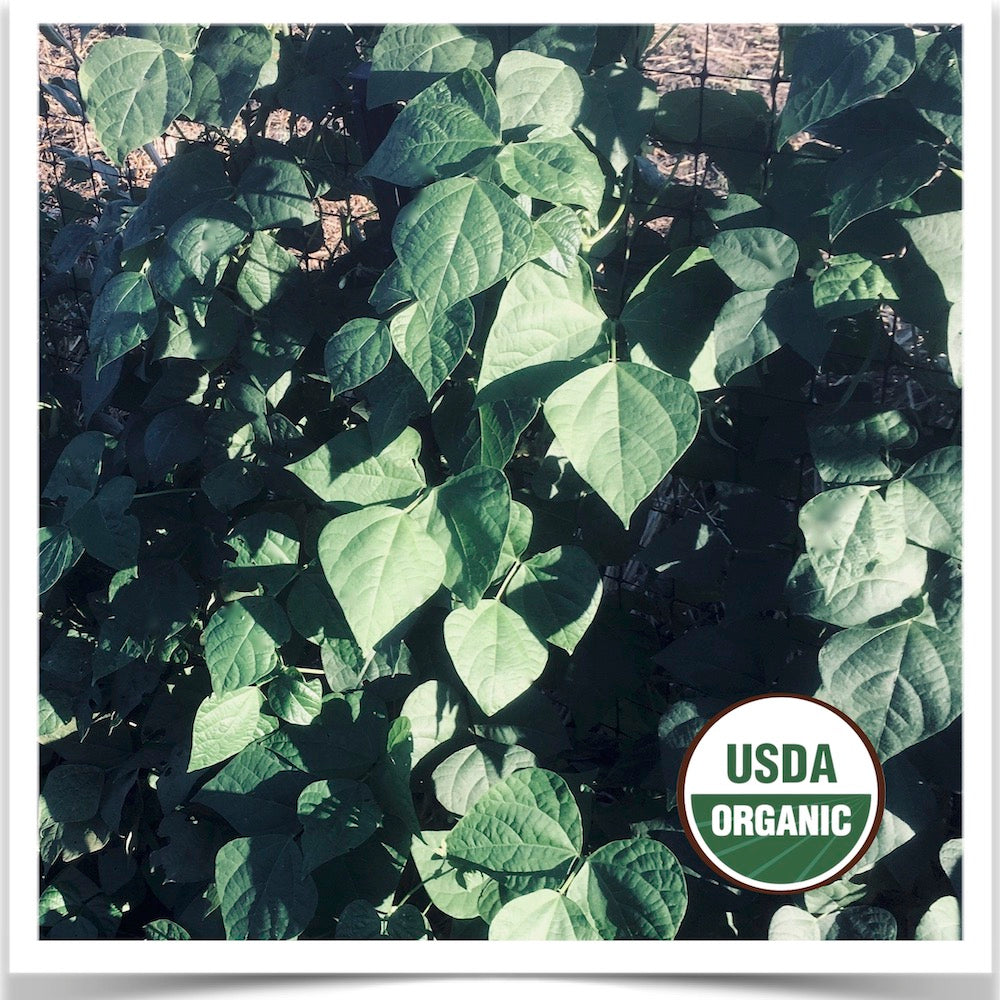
[677,694,885,894]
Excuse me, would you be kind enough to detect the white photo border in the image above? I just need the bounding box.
[7,0,994,975]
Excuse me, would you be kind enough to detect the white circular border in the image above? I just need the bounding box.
[677,694,886,894]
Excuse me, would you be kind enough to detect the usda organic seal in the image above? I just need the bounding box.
[677,694,885,894]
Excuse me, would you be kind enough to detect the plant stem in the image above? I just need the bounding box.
[494,559,521,602]
[580,201,626,251]
[131,488,200,499]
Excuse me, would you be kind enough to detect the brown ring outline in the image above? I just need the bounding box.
[675,692,887,896]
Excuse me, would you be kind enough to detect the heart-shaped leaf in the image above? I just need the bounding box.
[543,362,701,527]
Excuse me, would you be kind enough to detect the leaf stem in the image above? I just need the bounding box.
[391,881,425,911]
[403,490,427,514]
[131,488,201,499]
[494,559,522,602]
[580,201,626,251]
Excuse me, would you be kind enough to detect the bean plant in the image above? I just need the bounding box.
[38,23,962,941]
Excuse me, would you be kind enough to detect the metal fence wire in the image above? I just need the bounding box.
[38,24,961,695]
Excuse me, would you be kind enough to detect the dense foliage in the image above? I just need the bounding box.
[39,23,962,941]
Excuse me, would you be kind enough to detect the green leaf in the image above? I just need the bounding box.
[577,64,657,174]
[149,202,248,313]
[812,254,900,319]
[778,27,917,146]
[769,906,822,940]
[215,835,317,939]
[285,570,349,647]
[392,177,533,320]
[385,904,427,939]
[42,431,106,517]
[389,298,475,400]
[808,411,916,485]
[297,779,382,872]
[560,836,689,937]
[189,687,266,771]
[480,399,539,470]
[513,26,596,72]
[39,688,77,745]
[505,545,602,653]
[410,832,488,919]
[823,905,897,940]
[432,742,536,816]
[940,839,963,897]
[477,258,609,404]
[318,505,446,652]
[915,896,961,940]
[235,152,317,229]
[885,447,961,558]
[804,878,868,916]
[565,838,687,940]
[927,558,962,642]
[902,30,962,150]
[447,768,583,879]
[400,680,466,765]
[369,260,413,314]
[787,544,928,628]
[363,69,500,186]
[827,142,939,239]
[367,25,493,108]
[127,24,204,54]
[144,919,192,940]
[335,899,383,939]
[494,501,534,580]
[184,25,274,127]
[714,282,831,381]
[799,486,907,601]
[444,599,548,716]
[621,247,730,391]
[365,360,430,450]
[495,51,584,133]
[66,476,139,570]
[41,764,103,823]
[123,146,233,249]
[39,526,83,595]
[88,271,158,375]
[144,406,205,481]
[286,424,425,509]
[818,617,960,760]
[265,690,388,779]
[202,596,291,694]
[414,465,511,608]
[267,669,322,726]
[489,889,599,940]
[900,212,961,385]
[324,318,393,396]
[369,716,419,833]
[222,512,300,596]
[193,740,311,835]
[530,206,583,276]
[446,768,583,884]
[496,126,605,213]
[543,361,701,528]
[237,231,299,311]
[709,227,798,291]
[79,37,192,164]
[151,296,241,363]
